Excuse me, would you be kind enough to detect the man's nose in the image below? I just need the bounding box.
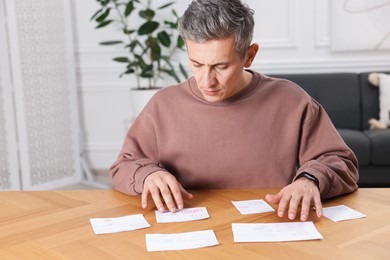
[203,68,217,88]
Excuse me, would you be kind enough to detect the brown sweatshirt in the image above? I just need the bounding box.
[110,71,359,199]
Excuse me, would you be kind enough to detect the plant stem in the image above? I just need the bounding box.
[153,43,179,87]
[112,0,141,89]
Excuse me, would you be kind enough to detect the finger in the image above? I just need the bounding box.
[288,195,302,220]
[168,184,184,211]
[313,193,323,218]
[141,188,150,209]
[277,194,291,218]
[170,185,193,210]
[149,186,166,212]
[265,192,282,205]
[159,185,178,213]
[300,196,312,221]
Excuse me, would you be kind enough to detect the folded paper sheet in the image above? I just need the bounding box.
[232,199,275,214]
[90,214,150,235]
[232,222,323,242]
[323,205,366,222]
[146,230,219,252]
[155,207,210,223]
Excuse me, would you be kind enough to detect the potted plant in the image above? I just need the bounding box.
[91,0,188,115]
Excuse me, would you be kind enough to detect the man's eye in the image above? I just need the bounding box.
[193,63,202,68]
[217,65,228,70]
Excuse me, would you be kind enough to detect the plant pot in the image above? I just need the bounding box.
[129,88,160,116]
[124,88,160,133]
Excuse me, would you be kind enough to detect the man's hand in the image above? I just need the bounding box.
[265,178,323,221]
[142,171,193,213]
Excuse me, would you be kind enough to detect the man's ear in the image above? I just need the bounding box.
[244,43,259,67]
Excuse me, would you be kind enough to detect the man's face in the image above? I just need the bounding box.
[186,38,252,102]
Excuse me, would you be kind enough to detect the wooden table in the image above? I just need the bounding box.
[0,188,389,259]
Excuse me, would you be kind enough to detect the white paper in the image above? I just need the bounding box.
[232,222,323,242]
[146,230,219,252]
[323,205,366,222]
[232,199,275,214]
[155,207,209,223]
[90,214,151,235]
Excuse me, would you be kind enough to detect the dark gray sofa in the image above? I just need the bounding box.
[272,72,390,187]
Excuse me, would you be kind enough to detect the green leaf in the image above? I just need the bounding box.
[120,68,135,77]
[124,1,134,17]
[157,31,171,47]
[97,0,110,6]
[140,65,154,78]
[151,48,161,61]
[147,37,161,61]
[126,40,140,51]
[160,68,180,82]
[158,2,174,10]
[100,40,123,45]
[179,63,188,79]
[135,55,148,70]
[113,57,130,63]
[95,8,110,22]
[95,19,113,29]
[139,9,155,20]
[172,9,178,18]
[140,72,153,78]
[177,35,185,49]
[164,21,177,29]
[90,9,103,21]
[123,28,135,35]
[138,21,159,35]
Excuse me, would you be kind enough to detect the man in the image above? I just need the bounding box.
[110,0,358,221]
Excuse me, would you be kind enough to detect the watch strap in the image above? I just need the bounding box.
[295,172,320,189]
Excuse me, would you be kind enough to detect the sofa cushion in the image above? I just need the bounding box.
[359,166,390,187]
[273,73,361,130]
[337,129,370,166]
[364,129,390,166]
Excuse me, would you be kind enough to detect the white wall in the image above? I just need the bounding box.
[72,0,390,169]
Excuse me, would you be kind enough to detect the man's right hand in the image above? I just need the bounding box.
[141,171,193,212]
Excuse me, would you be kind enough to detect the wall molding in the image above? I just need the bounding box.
[315,0,331,47]
[256,0,297,49]
[78,57,390,72]
[76,56,390,86]
[254,57,390,74]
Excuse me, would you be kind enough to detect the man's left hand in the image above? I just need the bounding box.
[265,178,323,221]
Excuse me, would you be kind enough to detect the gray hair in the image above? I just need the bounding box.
[178,0,255,60]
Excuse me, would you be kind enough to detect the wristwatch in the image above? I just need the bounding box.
[295,172,320,189]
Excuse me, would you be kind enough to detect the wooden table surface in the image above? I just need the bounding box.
[0,188,389,259]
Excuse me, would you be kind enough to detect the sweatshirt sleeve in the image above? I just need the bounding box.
[109,113,166,196]
[296,98,359,199]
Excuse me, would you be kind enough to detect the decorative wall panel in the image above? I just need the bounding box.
[0,0,20,190]
[0,73,11,190]
[315,0,330,47]
[4,0,82,189]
